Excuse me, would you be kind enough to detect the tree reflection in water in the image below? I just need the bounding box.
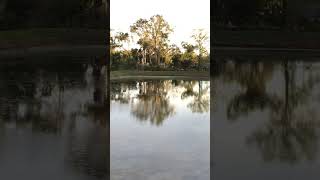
[247,61,320,163]
[216,57,320,163]
[111,79,210,126]
[65,58,109,178]
[181,80,210,113]
[0,57,109,179]
[110,81,137,104]
[132,81,175,126]
[224,61,275,121]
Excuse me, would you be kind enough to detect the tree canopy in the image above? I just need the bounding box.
[111,15,209,71]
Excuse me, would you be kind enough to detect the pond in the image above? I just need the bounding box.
[212,55,320,180]
[0,56,108,180]
[110,80,210,180]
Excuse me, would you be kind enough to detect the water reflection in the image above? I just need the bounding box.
[182,81,210,113]
[111,79,210,180]
[133,81,175,126]
[111,80,210,126]
[213,56,320,179]
[0,56,108,180]
[247,61,320,163]
[223,61,275,121]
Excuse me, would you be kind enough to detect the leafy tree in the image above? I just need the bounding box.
[169,44,182,68]
[130,15,173,65]
[114,32,130,50]
[192,29,209,70]
[110,31,131,68]
[180,42,197,69]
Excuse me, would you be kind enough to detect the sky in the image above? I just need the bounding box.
[110,0,210,50]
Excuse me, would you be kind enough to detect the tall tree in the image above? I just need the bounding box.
[192,29,209,70]
[115,32,130,50]
[130,15,173,65]
[181,41,197,68]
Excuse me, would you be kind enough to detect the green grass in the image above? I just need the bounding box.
[111,70,210,81]
[0,28,105,49]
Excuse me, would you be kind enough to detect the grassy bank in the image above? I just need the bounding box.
[111,70,210,81]
[0,28,105,49]
[214,31,320,49]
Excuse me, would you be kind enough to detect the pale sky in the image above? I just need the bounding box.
[110,0,210,50]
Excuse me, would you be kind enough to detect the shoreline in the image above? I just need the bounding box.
[0,45,106,58]
[110,70,210,81]
[213,46,320,57]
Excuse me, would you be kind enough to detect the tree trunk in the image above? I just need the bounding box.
[144,49,146,64]
[157,50,160,65]
[198,55,201,71]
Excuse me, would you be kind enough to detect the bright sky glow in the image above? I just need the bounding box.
[111,0,210,50]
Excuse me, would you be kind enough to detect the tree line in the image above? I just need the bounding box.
[0,0,107,29]
[213,0,320,31]
[111,15,210,71]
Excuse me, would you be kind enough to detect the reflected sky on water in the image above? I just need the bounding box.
[212,56,320,180]
[110,80,210,180]
[0,56,108,180]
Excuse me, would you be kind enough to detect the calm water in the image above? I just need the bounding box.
[213,56,320,180]
[0,56,108,180]
[110,80,210,180]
